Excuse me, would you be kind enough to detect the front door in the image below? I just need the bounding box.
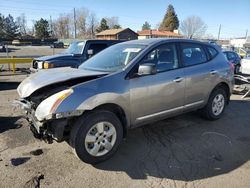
[129,43,185,125]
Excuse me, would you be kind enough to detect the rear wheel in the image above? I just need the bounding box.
[70,110,123,164]
[201,87,227,120]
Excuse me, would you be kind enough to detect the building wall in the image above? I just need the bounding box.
[96,35,117,40]
[117,30,138,40]
[138,36,147,40]
[230,38,246,48]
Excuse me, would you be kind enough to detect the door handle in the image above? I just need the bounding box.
[173,77,184,83]
[210,70,217,75]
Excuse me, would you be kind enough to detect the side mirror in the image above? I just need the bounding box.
[138,63,157,76]
[87,49,94,55]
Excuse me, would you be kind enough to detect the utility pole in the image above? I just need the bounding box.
[50,15,53,37]
[245,29,248,39]
[217,24,221,40]
[74,8,76,39]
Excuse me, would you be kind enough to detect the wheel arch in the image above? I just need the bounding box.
[91,103,129,138]
[210,82,231,104]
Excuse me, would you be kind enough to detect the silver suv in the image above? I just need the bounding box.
[16,39,234,164]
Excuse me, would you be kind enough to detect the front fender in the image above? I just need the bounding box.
[56,90,131,125]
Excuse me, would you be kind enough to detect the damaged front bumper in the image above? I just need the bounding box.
[13,99,81,143]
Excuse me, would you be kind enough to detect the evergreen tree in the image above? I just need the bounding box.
[159,4,179,31]
[112,24,122,29]
[34,18,50,39]
[0,14,5,38]
[142,21,151,30]
[2,14,19,39]
[96,18,109,33]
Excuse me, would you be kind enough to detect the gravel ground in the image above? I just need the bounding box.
[0,71,250,188]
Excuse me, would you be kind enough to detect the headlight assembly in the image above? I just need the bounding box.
[43,61,54,69]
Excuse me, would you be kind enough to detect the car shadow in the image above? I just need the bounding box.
[0,116,23,133]
[0,81,20,91]
[95,99,250,181]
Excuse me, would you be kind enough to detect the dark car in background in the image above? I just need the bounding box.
[50,41,64,48]
[31,40,124,71]
[0,42,6,52]
[223,51,241,74]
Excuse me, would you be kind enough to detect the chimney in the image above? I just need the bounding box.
[150,29,152,38]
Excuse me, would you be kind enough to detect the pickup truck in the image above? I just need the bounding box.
[31,40,124,71]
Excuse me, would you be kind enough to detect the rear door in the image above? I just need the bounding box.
[180,42,219,110]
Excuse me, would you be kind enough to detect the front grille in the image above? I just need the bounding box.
[33,60,38,69]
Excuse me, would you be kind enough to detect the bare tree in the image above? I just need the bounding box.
[75,7,89,38]
[86,12,98,39]
[53,14,71,38]
[16,13,27,35]
[180,16,207,39]
[105,16,120,28]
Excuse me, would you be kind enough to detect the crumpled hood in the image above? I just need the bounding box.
[36,53,74,61]
[17,67,107,98]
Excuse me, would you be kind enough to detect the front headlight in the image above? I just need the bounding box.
[37,61,44,69]
[35,89,73,121]
[43,61,54,69]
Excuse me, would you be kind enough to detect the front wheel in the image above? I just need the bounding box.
[201,87,227,120]
[70,110,123,164]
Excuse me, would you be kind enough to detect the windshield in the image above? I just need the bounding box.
[63,41,85,54]
[79,43,147,72]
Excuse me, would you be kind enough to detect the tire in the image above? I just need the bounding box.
[70,110,123,164]
[201,87,227,120]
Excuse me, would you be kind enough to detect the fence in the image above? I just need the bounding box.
[0,57,33,73]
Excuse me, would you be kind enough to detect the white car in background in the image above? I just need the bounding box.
[241,55,250,75]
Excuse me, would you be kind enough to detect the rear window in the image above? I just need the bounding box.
[207,46,218,59]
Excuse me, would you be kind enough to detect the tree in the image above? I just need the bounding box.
[34,18,51,39]
[112,24,122,29]
[180,16,207,39]
[105,16,120,29]
[2,14,19,39]
[159,4,179,31]
[0,14,5,38]
[96,18,109,33]
[142,21,151,30]
[75,7,89,38]
[16,13,27,36]
[86,12,98,38]
[53,14,71,38]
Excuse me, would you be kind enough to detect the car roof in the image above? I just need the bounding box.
[121,38,215,46]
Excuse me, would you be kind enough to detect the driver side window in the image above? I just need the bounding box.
[140,43,179,73]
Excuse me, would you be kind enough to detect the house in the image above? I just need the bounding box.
[96,28,138,40]
[137,29,182,39]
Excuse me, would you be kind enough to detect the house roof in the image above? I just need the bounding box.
[96,28,138,36]
[137,30,182,37]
